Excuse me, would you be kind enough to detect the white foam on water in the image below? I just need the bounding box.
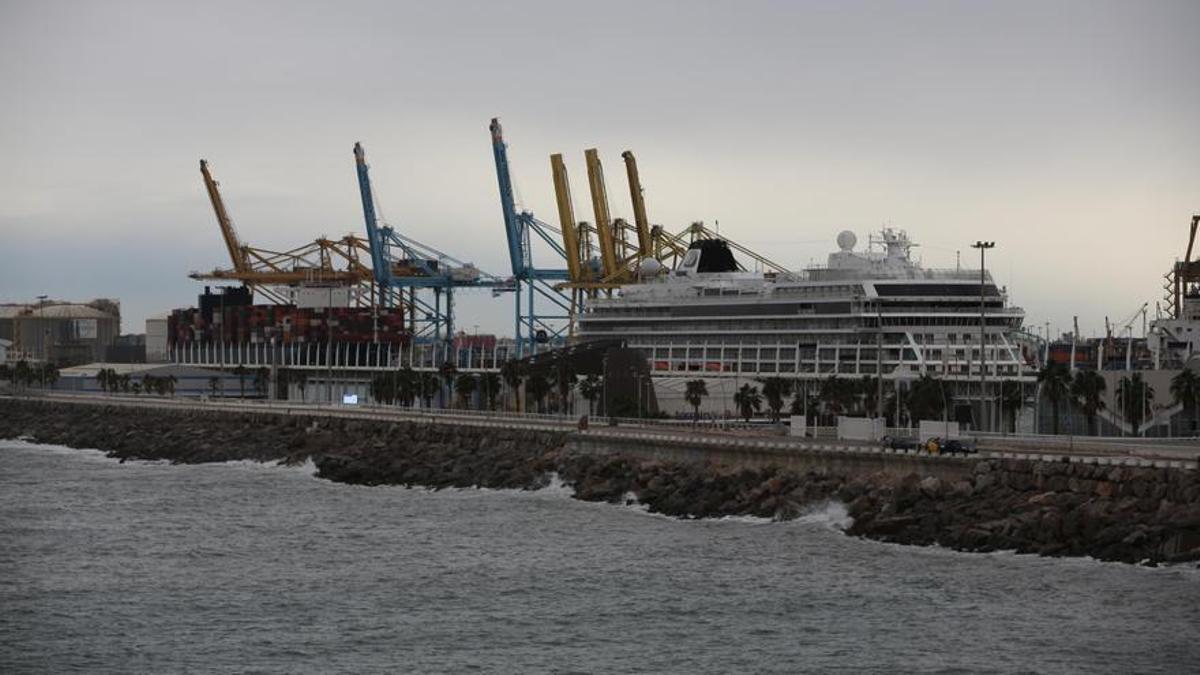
[713,514,775,525]
[1,438,113,462]
[211,457,320,477]
[539,472,575,498]
[851,527,1200,573]
[790,500,854,531]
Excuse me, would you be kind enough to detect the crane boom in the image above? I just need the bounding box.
[200,159,250,273]
[353,142,392,296]
[585,148,620,280]
[489,118,526,277]
[621,150,652,257]
[550,153,584,283]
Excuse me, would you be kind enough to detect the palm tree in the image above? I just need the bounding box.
[289,369,308,402]
[1070,370,1106,436]
[418,372,440,409]
[396,367,416,407]
[859,375,881,417]
[38,363,59,389]
[438,362,458,408]
[554,360,576,415]
[232,365,249,399]
[684,379,709,423]
[500,359,523,412]
[1116,372,1154,436]
[818,375,856,424]
[526,374,552,413]
[370,373,395,405]
[454,373,478,409]
[578,374,602,416]
[479,372,502,411]
[790,380,819,424]
[1037,361,1072,434]
[1170,369,1200,436]
[906,373,946,424]
[999,380,1025,433]
[253,367,270,398]
[759,377,792,422]
[733,383,762,423]
[13,360,31,390]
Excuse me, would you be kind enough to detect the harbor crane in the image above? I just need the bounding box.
[494,118,797,353]
[1164,214,1200,318]
[353,142,512,345]
[548,145,792,291]
[490,118,575,356]
[191,159,375,305]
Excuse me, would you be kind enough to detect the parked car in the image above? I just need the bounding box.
[924,437,977,455]
[881,435,919,450]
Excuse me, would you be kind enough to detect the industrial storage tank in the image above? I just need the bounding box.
[13,300,121,366]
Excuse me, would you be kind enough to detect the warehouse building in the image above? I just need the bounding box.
[54,362,245,398]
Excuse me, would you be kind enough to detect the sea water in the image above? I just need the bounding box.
[2,440,1198,673]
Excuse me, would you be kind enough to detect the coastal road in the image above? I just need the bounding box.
[4,392,1197,468]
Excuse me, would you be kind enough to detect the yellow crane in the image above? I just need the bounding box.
[191,159,377,305]
[200,159,251,275]
[550,153,585,284]
[585,148,623,281]
[622,151,653,257]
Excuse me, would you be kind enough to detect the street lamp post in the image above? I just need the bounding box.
[972,241,995,432]
[36,295,48,389]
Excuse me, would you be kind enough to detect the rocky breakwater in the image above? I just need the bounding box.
[4,398,1200,565]
[843,458,1200,565]
[557,453,1200,565]
[0,399,565,490]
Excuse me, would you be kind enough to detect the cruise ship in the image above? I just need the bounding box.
[578,229,1035,414]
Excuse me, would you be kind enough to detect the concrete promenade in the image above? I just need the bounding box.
[3,393,1196,474]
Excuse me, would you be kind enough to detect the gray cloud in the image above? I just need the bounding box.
[2,0,1197,337]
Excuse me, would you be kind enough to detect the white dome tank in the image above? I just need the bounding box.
[836,230,857,251]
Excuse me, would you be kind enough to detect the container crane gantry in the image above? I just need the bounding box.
[490,118,575,356]
[354,141,512,346]
[191,159,376,305]
[1164,214,1200,319]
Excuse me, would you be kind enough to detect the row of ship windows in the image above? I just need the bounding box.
[642,346,1018,362]
[629,333,1008,347]
[583,319,1019,336]
[647,360,1025,376]
[588,301,1007,320]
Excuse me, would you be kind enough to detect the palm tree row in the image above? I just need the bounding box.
[0,360,59,389]
[366,367,507,411]
[0,360,59,386]
[1039,361,1200,437]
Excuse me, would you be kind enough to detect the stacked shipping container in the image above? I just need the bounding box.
[168,304,409,347]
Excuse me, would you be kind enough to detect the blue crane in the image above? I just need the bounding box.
[354,141,511,347]
[489,118,575,356]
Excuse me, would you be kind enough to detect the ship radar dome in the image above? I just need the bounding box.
[836,230,857,251]
[637,257,663,276]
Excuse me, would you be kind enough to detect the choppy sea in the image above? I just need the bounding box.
[2,439,1198,674]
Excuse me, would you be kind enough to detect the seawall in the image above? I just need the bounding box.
[3,397,1199,566]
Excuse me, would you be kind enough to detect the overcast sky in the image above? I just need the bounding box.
[2,0,1197,339]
